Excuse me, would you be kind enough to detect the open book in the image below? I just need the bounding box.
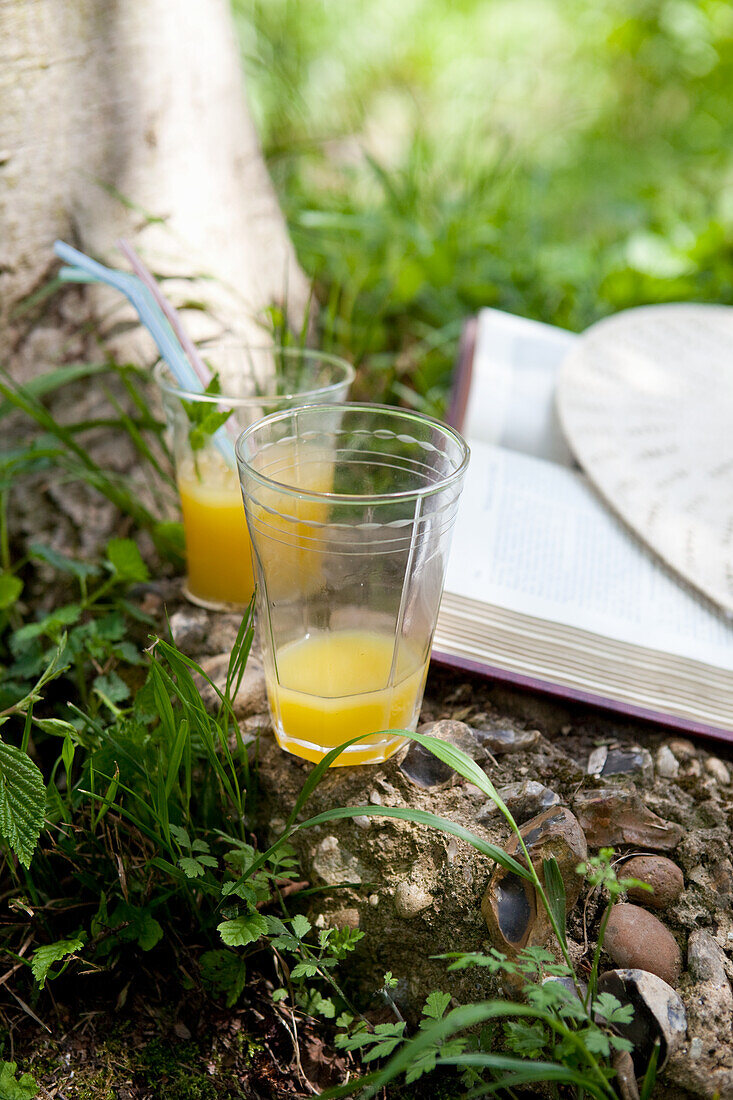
[434,308,733,742]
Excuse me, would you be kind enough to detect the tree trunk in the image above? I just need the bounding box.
[0,0,308,372]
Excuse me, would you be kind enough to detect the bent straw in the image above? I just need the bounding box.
[115,238,212,389]
[114,239,240,444]
[53,241,236,466]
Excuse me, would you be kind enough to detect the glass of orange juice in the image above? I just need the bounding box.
[235,404,469,765]
[155,346,354,610]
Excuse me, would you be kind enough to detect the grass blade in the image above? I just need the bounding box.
[298,805,531,878]
[165,718,189,800]
[639,1039,660,1100]
[441,1053,607,1094]
[542,856,567,951]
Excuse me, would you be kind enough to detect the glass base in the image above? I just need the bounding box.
[182,582,250,614]
[273,727,408,767]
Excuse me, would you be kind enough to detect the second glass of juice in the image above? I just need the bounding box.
[156,346,354,610]
[236,403,469,765]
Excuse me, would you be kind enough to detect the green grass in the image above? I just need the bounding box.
[234,0,733,412]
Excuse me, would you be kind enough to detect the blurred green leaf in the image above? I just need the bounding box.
[0,573,22,610]
[106,538,149,583]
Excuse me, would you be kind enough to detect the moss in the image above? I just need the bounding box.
[17,1030,255,1100]
[136,1039,221,1099]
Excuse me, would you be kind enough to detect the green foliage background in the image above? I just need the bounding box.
[234,0,733,409]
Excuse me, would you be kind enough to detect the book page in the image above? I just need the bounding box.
[446,440,733,670]
[463,309,577,466]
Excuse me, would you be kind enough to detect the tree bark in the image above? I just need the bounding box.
[0,0,308,372]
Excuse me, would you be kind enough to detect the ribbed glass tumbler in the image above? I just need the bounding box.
[156,346,353,610]
[236,403,469,765]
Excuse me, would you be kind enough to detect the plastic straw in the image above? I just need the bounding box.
[114,239,240,444]
[115,238,212,389]
[53,241,236,466]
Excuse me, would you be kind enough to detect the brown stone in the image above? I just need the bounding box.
[603,903,682,987]
[505,807,588,908]
[573,788,683,851]
[611,1049,640,1100]
[482,807,587,954]
[622,855,684,910]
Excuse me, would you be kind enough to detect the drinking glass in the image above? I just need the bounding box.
[156,346,354,610]
[236,403,469,765]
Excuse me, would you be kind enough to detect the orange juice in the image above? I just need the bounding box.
[248,443,334,601]
[178,455,253,608]
[178,443,334,608]
[266,629,428,765]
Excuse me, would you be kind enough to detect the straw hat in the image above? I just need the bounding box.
[556,303,733,616]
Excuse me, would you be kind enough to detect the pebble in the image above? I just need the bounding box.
[687,929,730,987]
[587,746,608,775]
[420,719,487,760]
[446,838,460,863]
[482,869,537,951]
[597,969,687,1073]
[573,788,683,851]
[655,745,680,779]
[399,720,488,787]
[194,652,267,718]
[705,757,731,786]
[588,745,652,783]
[477,780,560,824]
[511,807,588,900]
[622,855,684,910]
[473,726,540,755]
[169,607,209,650]
[311,836,365,886]
[668,737,696,761]
[711,858,733,897]
[603,903,682,986]
[611,1050,638,1100]
[398,742,454,788]
[393,881,433,919]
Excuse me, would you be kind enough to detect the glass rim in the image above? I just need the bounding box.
[235,402,471,505]
[153,345,355,407]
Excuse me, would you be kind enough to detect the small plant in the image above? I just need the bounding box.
[268,915,364,1021]
[180,372,234,459]
[0,1060,38,1100]
[231,731,656,1099]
